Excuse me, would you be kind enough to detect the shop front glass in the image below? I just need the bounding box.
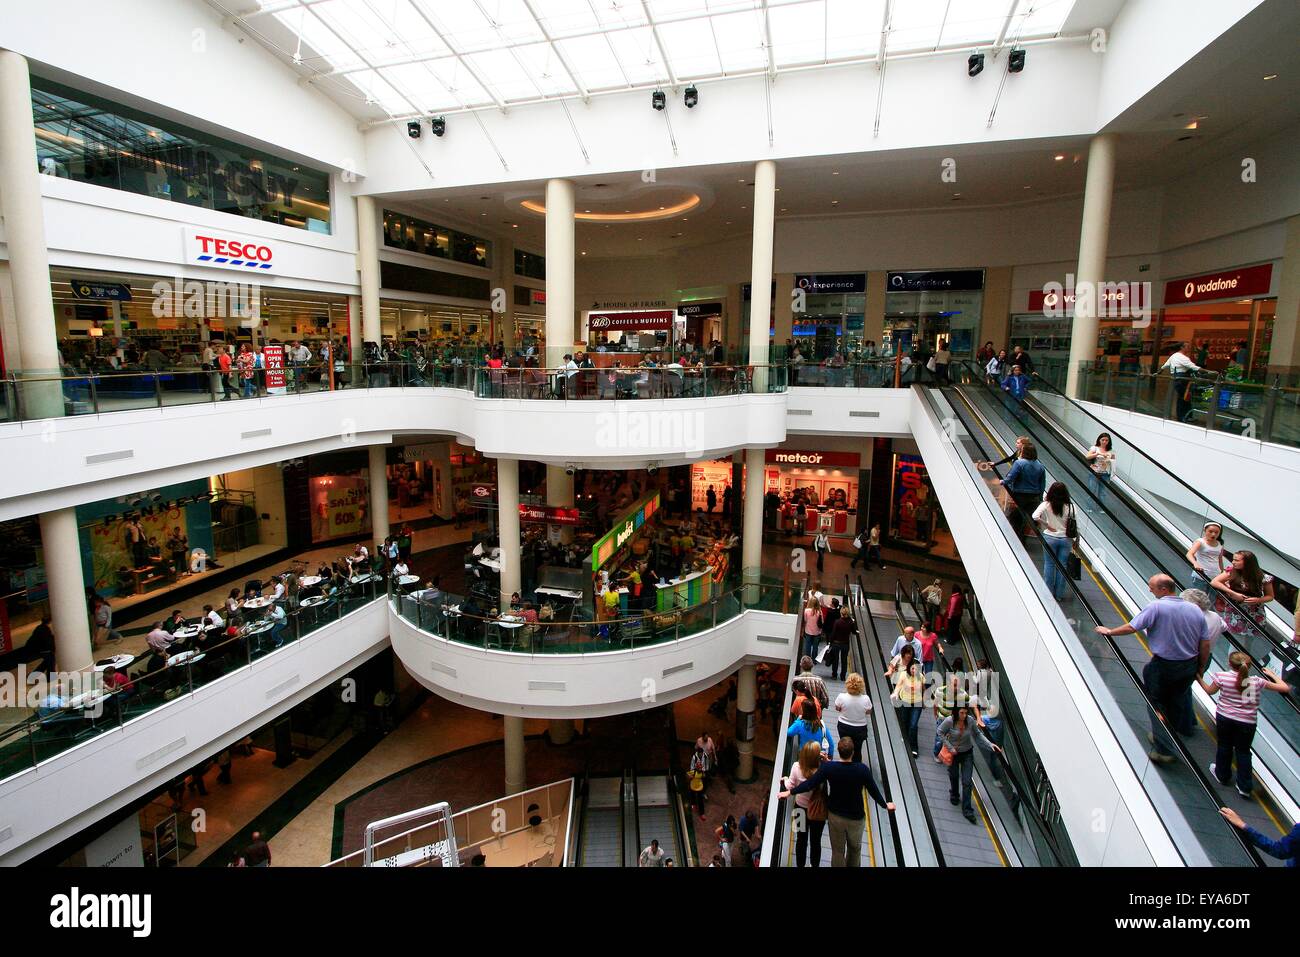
[796,291,866,358]
[884,288,983,358]
[382,210,491,268]
[764,449,862,538]
[888,451,955,560]
[32,78,331,232]
[379,301,492,352]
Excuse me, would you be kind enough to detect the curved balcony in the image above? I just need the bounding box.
[386,578,800,718]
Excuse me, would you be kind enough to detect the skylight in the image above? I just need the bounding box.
[239,0,1080,120]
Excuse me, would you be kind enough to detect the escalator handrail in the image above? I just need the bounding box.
[843,574,907,867]
[926,382,1266,866]
[963,358,1299,585]
[857,579,947,867]
[955,362,1300,675]
[898,577,1068,864]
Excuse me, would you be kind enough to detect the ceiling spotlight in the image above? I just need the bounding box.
[1054,154,1065,161]
[968,52,985,77]
[1008,48,1026,73]
[684,85,698,108]
[406,120,422,139]
[1263,74,1277,80]
[651,89,666,111]
[430,115,446,136]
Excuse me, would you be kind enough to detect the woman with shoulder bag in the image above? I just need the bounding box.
[783,742,828,867]
[937,700,1003,824]
[1032,482,1077,600]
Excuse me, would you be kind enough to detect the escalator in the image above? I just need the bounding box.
[948,365,1300,822]
[572,766,690,866]
[918,381,1274,865]
[894,578,1075,865]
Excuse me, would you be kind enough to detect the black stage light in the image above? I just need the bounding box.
[406,120,421,138]
[1008,48,1025,73]
[651,89,666,111]
[684,85,698,108]
[430,115,446,136]
[968,52,985,77]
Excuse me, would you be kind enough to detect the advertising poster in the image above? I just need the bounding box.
[263,343,287,395]
[690,459,735,513]
[892,454,934,545]
[310,471,370,542]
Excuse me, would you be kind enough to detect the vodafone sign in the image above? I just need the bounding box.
[184,227,278,273]
[1163,264,1272,306]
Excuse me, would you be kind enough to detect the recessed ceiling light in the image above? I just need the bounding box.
[581,251,587,255]
[637,237,643,241]
[832,171,839,175]
[1023,185,1032,190]
[831,200,839,205]
[780,207,787,212]
[775,187,780,192]
[1184,120,1198,130]
[725,220,732,225]
[511,224,518,228]
[1263,73,1278,80]
[1054,154,1065,161]
[737,179,745,183]
[658,206,665,210]
[584,209,591,213]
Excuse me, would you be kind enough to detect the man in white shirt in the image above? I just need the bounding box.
[268,603,288,648]
[638,839,666,867]
[268,578,287,603]
[146,623,176,654]
[1159,342,1202,422]
[392,560,410,579]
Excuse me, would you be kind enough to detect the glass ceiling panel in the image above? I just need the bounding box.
[769,1,825,66]
[826,0,884,60]
[254,0,1077,117]
[710,9,769,73]
[938,0,1015,46]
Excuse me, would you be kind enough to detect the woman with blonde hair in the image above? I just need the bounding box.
[782,741,827,867]
[834,672,873,763]
[1199,650,1290,798]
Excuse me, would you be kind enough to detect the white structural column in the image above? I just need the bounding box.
[369,445,390,544]
[497,458,522,610]
[355,196,382,348]
[747,160,777,392]
[546,464,575,545]
[0,51,61,417]
[347,294,363,365]
[741,447,765,598]
[1065,133,1117,398]
[544,178,576,370]
[504,714,526,794]
[736,663,757,783]
[40,509,92,673]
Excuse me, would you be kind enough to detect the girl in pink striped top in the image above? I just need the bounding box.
[1199,650,1291,798]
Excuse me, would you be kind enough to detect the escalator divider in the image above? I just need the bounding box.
[926,384,1266,867]
[759,577,810,868]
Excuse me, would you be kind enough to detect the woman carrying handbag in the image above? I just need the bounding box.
[813,529,831,572]
[783,742,829,867]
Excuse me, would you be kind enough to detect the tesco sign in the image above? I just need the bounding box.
[184,227,277,272]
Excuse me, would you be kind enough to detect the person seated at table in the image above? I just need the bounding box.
[243,579,263,601]
[146,621,177,654]
[36,685,70,719]
[417,578,443,605]
[102,665,135,696]
[458,593,486,643]
[392,559,410,580]
[267,576,287,603]
[200,604,225,642]
[316,562,332,580]
[225,588,243,617]
[166,609,187,633]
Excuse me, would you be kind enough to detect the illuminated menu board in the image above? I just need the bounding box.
[591,491,662,571]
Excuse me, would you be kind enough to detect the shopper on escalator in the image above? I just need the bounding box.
[781,736,895,867]
[1186,522,1228,592]
[782,743,828,867]
[1000,364,1032,418]
[1199,649,1291,798]
[1210,551,1275,663]
[1095,575,1212,765]
[1010,345,1034,375]
[886,645,925,757]
[1033,482,1078,601]
[1220,809,1299,866]
[937,699,1004,824]
[1085,433,1117,503]
[999,441,1046,541]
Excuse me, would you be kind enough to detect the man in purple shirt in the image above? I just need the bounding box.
[1097,575,1210,763]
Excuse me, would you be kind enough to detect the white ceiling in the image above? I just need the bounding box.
[208,0,1087,124]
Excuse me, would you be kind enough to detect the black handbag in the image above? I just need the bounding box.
[1065,504,1079,541]
[1066,551,1082,581]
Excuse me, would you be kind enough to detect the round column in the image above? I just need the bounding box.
[496,458,522,610]
[741,447,765,601]
[40,508,92,673]
[355,196,382,348]
[369,445,390,544]
[504,714,526,795]
[347,294,363,365]
[0,51,62,418]
[546,464,575,545]
[544,178,575,371]
[548,719,575,745]
[735,664,758,783]
[1065,133,1117,397]
[747,160,777,392]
